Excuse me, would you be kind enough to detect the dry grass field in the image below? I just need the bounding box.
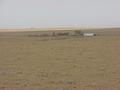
[0,28,120,90]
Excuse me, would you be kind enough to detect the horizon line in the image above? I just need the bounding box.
[0,26,120,32]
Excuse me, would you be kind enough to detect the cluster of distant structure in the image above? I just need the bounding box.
[52,30,96,37]
[28,30,96,37]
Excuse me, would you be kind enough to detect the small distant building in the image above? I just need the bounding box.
[82,33,96,37]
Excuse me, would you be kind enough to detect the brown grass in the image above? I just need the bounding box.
[0,28,120,90]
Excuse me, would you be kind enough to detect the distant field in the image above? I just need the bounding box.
[0,28,120,90]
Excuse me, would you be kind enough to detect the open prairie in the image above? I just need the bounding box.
[0,28,120,90]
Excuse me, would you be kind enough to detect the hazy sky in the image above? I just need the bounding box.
[0,0,120,28]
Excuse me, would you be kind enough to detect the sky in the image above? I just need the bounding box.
[0,0,120,28]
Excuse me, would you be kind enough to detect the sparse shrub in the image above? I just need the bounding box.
[28,35,40,37]
[40,34,50,37]
[74,30,82,36]
[52,32,56,37]
[56,32,69,36]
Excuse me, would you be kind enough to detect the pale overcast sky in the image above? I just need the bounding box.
[0,0,120,28]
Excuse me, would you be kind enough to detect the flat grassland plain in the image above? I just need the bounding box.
[0,28,120,90]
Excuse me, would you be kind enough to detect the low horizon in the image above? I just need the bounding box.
[0,26,120,32]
